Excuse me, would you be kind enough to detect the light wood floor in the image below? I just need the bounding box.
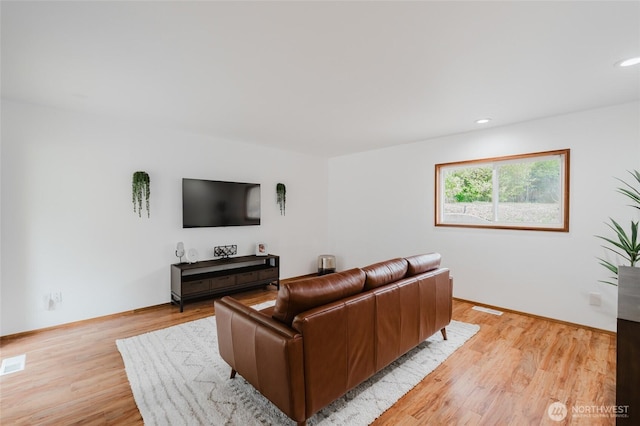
[0,287,616,425]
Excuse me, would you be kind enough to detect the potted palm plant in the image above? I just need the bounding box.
[596,169,640,320]
[598,170,640,425]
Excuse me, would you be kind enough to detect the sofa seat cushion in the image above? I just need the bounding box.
[405,253,441,276]
[272,268,366,326]
[361,258,408,290]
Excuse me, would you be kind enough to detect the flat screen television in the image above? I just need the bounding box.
[182,178,261,228]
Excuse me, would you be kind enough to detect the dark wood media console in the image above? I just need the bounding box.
[171,254,279,312]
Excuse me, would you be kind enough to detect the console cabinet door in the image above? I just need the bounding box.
[211,275,236,290]
[182,279,211,296]
[259,268,278,280]
[237,271,258,285]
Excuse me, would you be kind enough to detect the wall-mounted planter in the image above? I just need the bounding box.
[276,183,286,216]
[132,171,150,218]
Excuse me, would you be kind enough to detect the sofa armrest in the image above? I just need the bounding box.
[215,296,306,423]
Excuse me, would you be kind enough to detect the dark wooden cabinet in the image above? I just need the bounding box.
[616,267,640,424]
[617,318,640,424]
[171,254,279,312]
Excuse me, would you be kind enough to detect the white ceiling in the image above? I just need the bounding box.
[2,1,639,157]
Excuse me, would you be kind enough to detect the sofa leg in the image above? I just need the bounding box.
[230,369,237,379]
[441,328,448,340]
[297,421,307,426]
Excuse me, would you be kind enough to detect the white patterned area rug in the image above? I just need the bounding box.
[116,301,479,426]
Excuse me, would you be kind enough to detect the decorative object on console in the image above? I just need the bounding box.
[185,248,199,264]
[175,242,185,263]
[256,243,268,256]
[276,183,286,216]
[132,171,150,218]
[214,245,237,258]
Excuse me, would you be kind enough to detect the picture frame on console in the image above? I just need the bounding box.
[256,243,268,256]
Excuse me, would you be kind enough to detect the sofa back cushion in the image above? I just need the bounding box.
[272,268,366,326]
[405,253,441,276]
[361,258,408,291]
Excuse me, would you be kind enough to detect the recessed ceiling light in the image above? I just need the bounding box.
[617,57,640,67]
[475,118,491,124]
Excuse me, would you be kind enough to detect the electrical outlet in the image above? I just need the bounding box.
[51,291,63,304]
[589,292,601,306]
[44,293,54,310]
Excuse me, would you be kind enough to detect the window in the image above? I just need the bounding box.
[435,149,570,232]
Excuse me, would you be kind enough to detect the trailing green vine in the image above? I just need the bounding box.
[132,171,150,218]
[276,183,286,216]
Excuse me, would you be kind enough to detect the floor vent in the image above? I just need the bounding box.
[472,306,503,316]
[0,354,26,376]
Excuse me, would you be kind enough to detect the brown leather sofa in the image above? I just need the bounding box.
[214,253,452,425]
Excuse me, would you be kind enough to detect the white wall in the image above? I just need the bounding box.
[1,100,329,335]
[328,102,640,331]
[3,101,637,335]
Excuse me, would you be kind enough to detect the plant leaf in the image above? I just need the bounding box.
[616,170,640,210]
